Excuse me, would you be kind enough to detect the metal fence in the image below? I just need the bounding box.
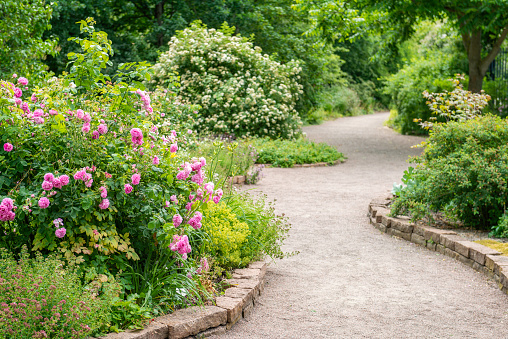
[488,48,508,116]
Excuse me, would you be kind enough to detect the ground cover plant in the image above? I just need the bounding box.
[151,21,303,139]
[0,247,116,338]
[252,137,345,168]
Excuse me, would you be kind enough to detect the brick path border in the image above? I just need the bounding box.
[369,194,508,295]
[100,261,268,339]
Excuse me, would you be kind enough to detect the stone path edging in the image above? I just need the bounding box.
[262,159,345,168]
[369,194,508,295]
[100,261,268,339]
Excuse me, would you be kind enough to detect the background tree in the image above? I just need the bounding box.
[0,0,57,79]
[294,0,508,92]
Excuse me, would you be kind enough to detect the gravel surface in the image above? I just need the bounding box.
[211,112,508,339]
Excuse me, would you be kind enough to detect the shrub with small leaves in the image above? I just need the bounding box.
[152,21,303,139]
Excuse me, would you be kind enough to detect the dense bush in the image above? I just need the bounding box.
[0,20,220,316]
[0,247,115,338]
[391,115,508,230]
[152,21,303,139]
[252,137,345,167]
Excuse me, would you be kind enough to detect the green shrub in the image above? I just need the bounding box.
[384,53,455,135]
[226,192,294,262]
[200,202,251,269]
[152,21,303,139]
[391,115,508,230]
[0,247,114,338]
[252,137,345,167]
[490,211,508,238]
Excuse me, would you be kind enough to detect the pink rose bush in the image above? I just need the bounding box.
[0,65,215,277]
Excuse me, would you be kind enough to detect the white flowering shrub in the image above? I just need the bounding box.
[152,21,304,139]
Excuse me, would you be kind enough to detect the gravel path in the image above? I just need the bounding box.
[212,112,508,339]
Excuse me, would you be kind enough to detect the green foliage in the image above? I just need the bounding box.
[152,21,303,139]
[0,21,212,317]
[391,115,508,230]
[200,203,251,269]
[226,192,294,262]
[489,211,508,239]
[252,137,345,167]
[0,247,115,338]
[384,53,456,135]
[0,0,57,80]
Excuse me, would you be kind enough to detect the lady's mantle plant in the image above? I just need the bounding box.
[152,21,304,139]
[0,19,220,277]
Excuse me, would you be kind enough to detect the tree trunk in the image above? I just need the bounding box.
[155,1,165,47]
[466,30,484,93]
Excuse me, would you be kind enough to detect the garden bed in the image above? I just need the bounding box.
[369,193,508,295]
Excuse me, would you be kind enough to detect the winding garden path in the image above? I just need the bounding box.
[213,112,508,338]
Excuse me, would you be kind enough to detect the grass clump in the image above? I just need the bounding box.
[252,137,345,168]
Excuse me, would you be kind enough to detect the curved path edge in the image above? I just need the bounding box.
[369,193,508,295]
[99,261,268,339]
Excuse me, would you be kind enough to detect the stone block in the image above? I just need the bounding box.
[373,208,389,223]
[215,297,243,324]
[412,225,426,237]
[411,233,427,247]
[194,325,227,338]
[423,227,457,244]
[381,215,392,227]
[462,242,501,265]
[373,222,387,233]
[439,234,465,252]
[224,287,253,307]
[224,278,260,295]
[385,228,394,236]
[392,229,411,241]
[100,320,168,339]
[247,261,267,280]
[242,300,254,318]
[444,248,459,260]
[156,306,226,339]
[454,241,470,258]
[392,219,414,233]
[457,254,474,268]
[232,268,262,280]
[487,255,508,274]
[495,263,508,276]
[436,244,445,255]
[426,242,437,251]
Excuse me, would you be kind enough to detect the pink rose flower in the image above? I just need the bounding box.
[17,77,28,86]
[59,175,70,186]
[44,173,54,182]
[92,130,99,139]
[55,228,66,238]
[33,109,44,117]
[131,174,141,185]
[99,199,110,210]
[152,156,160,165]
[41,181,53,191]
[81,123,90,133]
[13,87,22,98]
[172,214,183,227]
[3,143,13,152]
[38,197,50,209]
[97,124,108,135]
[76,109,84,120]
[170,144,178,153]
[49,109,57,115]
[124,184,133,194]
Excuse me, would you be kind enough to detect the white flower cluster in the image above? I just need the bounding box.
[152,22,303,139]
